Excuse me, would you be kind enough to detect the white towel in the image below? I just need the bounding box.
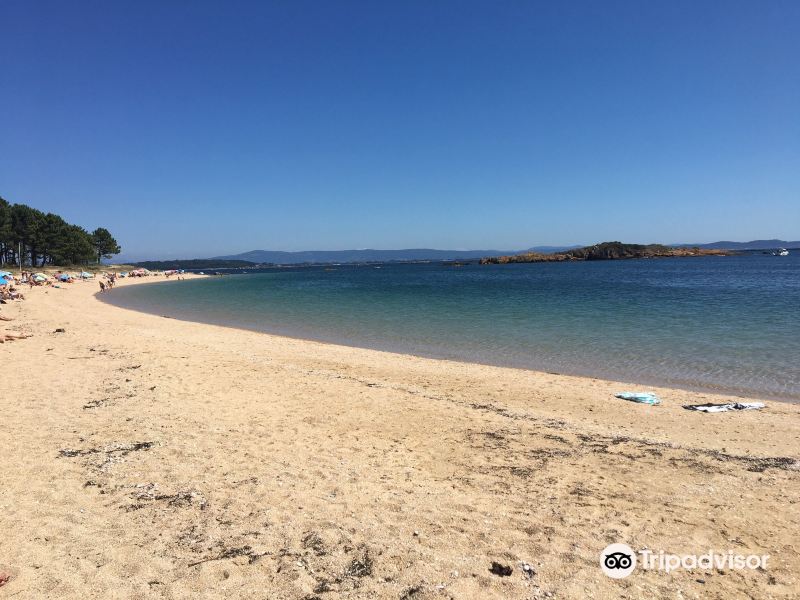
[684,402,765,413]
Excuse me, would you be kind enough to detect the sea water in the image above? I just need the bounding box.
[103,255,800,401]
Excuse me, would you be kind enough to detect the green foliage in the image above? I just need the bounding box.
[0,198,12,249]
[564,242,673,260]
[0,195,121,266]
[91,227,121,262]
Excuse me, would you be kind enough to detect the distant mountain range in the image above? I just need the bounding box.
[674,239,800,250]
[129,240,795,268]
[211,246,582,265]
[211,240,796,265]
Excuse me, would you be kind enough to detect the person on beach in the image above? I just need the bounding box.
[0,331,32,343]
[99,281,106,293]
[1,287,24,301]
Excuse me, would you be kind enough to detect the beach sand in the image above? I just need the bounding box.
[1,275,798,599]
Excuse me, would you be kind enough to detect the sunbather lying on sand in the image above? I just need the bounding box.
[0,288,24,301]
[0,331,32,343]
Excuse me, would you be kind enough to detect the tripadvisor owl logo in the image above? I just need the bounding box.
[601,543,637,578]
[600,543,770,578]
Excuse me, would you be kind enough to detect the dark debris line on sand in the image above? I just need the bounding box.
[58,441,155,459]
[126,486,209,512]
[328,371,800,476]
[343,546,374,579]
[467,401,799,474]
[188,546,272,568]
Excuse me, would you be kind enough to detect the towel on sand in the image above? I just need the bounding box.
[683,402,765,413]
[615,392,660,405]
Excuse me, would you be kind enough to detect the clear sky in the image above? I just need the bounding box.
[2,1,798,260]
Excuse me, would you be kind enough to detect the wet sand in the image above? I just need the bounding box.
[1,275,798,599]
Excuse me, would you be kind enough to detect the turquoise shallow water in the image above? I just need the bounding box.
[103,255,800,401]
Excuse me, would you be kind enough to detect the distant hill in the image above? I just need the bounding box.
[212,248,519,264]
[675,239,800,250]
[132,259,258,270]
[142,240,796,267]
[523,245,583,253]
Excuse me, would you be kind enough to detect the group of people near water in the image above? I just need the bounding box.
[0,271,31,343]
[1,267,191,341]
[98,272,117,292]
[163,270,187,279]
[1,272,25,301]
[1,269,114,344]
[16,270,92,287]
[18,270,53,286]
[1,285,25,302]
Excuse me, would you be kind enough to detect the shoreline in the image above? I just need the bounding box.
[2,275,799,598]
[98,274,800,404]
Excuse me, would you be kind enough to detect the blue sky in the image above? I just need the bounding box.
[2,1,798,260]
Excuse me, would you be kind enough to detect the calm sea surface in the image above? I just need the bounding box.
[102,255,800,401]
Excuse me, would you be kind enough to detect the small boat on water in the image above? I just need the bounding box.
[773,248,789,256]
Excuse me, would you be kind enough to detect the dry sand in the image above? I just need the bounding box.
[1,275,798,599]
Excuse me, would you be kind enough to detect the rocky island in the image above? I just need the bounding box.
[480,241,731,264]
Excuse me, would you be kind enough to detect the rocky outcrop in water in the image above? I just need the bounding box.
[480,242,731,264]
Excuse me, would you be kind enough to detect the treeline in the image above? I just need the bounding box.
[0,196,121,267]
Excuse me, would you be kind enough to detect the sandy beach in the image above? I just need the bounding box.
[1,275,798,599]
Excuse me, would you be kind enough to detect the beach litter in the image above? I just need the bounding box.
[615,392,660,405]
[683,402,765,413]
[489,562,513,577]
